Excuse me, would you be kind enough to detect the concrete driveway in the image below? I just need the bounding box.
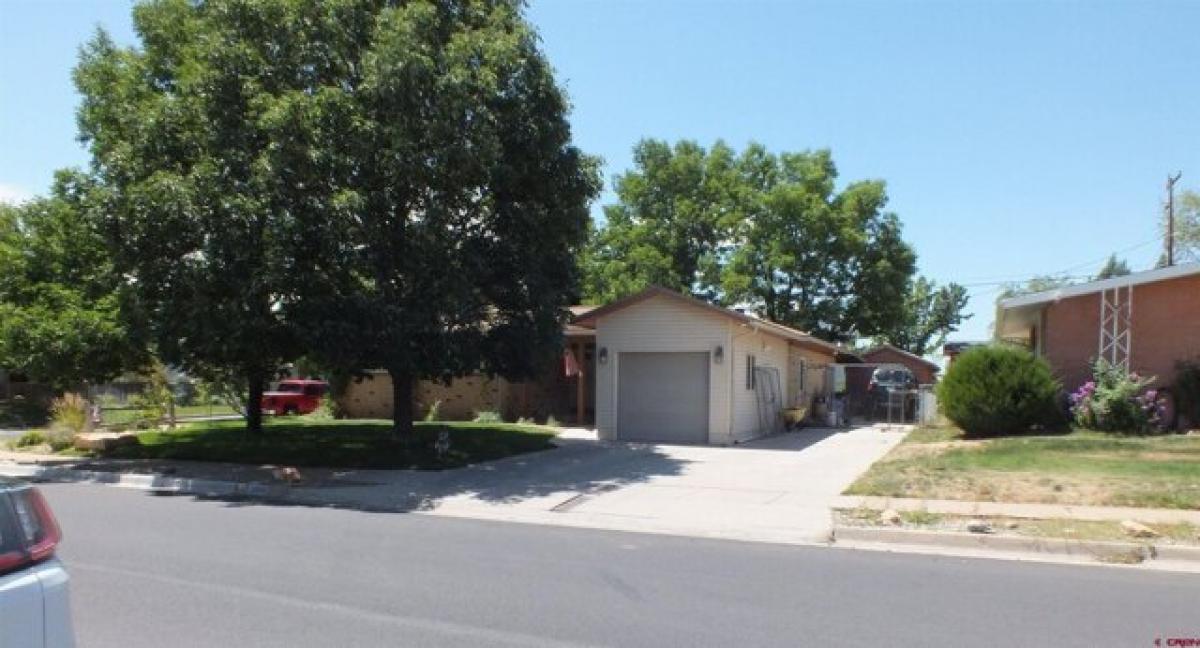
[321,424,906,545]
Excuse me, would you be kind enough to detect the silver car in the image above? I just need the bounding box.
[0,479,75,648]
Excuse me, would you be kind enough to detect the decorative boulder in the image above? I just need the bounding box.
[1120,520,1159,539]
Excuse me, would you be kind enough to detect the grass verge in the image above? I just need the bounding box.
[834,508,1200,546]
[845,425,1200,509]
[96,418,558,470]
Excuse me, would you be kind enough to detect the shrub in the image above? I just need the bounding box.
[1175,358,1200,429]
[49,393,91,436]
[472,410,502,423]
[14,430,47,448]
[132,361,174,425]
[0,397,50,428]
[305,394,339,421]
[937,345,1061,437]
[424,400,443,422]
[1069,359,1164,433]
[545,415,561,429]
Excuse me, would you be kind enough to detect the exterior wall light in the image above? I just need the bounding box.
[598,347,608,365]
[714,345,724,364]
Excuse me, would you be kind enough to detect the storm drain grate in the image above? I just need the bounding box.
[549,484,620,513]
[550,493,590,513]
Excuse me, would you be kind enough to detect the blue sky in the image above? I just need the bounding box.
[2,0,1198,344]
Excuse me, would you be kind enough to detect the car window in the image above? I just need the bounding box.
[303,385,324,396]
[276,383,303,393]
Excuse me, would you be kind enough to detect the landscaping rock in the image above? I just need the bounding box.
[273,466,303,484]
[73,432,140,452]
[1120,520,1159,539]
[1004,521,1020,530]
[965,519,993,534]
[880,508,902,525]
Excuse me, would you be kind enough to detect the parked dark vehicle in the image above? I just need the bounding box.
[869,366,918,421]
[0,479,74,647]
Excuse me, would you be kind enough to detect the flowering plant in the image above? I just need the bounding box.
[1070,360,1164,433]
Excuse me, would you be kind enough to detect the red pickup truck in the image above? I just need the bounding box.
[261,379,329,416]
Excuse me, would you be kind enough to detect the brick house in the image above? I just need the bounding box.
[995,263,1200,417]
[859,344,940,385]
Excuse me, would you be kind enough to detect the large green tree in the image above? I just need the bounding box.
[584,140,919,342]
[582,140,739,303]
[0,172,144,390]
[874,277,970,356]
[76,0,598,437]
[75,1,316,432]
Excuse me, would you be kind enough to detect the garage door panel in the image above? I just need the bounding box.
[617,352,709,443]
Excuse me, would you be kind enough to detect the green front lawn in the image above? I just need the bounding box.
[100,403,242,426]
[98,418,557,470]
[846,426,1200,509]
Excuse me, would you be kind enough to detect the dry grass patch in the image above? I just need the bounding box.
[845,427,1200,510]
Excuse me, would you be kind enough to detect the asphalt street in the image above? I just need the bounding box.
[41,483,1200,648]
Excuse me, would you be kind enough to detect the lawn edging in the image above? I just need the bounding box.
[832,524,1200,573]
[836,495,1200,525]
[0,462,297,501]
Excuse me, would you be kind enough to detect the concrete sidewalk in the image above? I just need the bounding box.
[1,425,907,545]
[836,495,1200,525]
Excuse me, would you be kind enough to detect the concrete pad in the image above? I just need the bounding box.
[407,424,906,544]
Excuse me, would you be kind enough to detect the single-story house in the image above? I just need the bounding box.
[942,341,985,368]
[571,286,840,444]
[341,286,843,444]
[340,305,599,423]
[995,262,1200,399]
[859,344,940,385]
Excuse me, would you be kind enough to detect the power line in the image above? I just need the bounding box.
[954,237,1161,288]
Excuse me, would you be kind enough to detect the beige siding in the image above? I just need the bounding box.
[594,295,733,443]
[729,323,790,442]
[788,345,834,410]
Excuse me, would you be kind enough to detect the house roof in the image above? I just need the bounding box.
[942,341,986,356]
[564,305,599,337]
[572,285,840,354]
[861,343,941,372]
[997,262,1200,310]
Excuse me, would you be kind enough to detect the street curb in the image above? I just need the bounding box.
[0,463,296,500]
[833,524,1200,570]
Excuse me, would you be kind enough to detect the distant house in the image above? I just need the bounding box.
[859,344,940,385]
[995,262,1200,402]
[941,341,986,368]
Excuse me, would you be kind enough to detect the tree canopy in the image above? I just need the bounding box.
[873,277,970,356]
[0,171,144,390]
[1170,189,1199,263]
[999,274,1075,299]
[584,139,936,343]
[75,0,598,435]
[1094,254,1131,280]
[279,0,601,435]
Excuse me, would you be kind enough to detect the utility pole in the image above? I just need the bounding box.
[1166,172,1182,267]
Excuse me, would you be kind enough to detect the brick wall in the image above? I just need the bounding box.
[1041,273,1200,393]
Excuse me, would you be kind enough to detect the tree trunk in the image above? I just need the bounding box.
[389,368,414,439]
[246,369,265,434]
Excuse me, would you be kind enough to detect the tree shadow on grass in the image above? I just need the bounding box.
[61,432,693,515]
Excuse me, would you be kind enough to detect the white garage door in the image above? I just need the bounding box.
[617,352,709,443]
